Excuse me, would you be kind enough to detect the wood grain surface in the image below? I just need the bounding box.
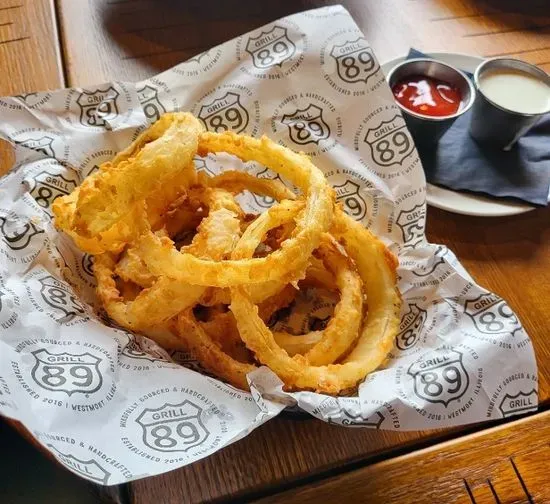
[252,410,550,504]
[55,0,550,87]
[1,0,550,503]
[0,0,63,95]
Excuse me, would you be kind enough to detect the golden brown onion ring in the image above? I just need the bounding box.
[207,170,296,202]
[230,208,400,395]
[176,309,255,391]
[95,187,243,329]
[53,113,203,253]
[135,132,334,287]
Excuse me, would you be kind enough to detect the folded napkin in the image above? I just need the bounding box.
[407,48,550,206]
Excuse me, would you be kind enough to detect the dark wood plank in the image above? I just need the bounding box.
[252,410,550,504]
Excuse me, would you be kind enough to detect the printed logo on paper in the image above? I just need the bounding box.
[498,389,537,417]
[16,136,55,158]
[250,167,288,209]
[300,298,336,334]
[236,21,306,79]
[31,349,103,395]
[194,157,217,177]
[77,86,120,128]
[464,293,521,336]
[407,348,469,406]
[29,170,79,213]
[364,115,414,168]
[198,92,249,134]
[246,26,296,69]
[15,92,53,108]
[78,149,116,180]
[137,84,167,123]
[121,335,170,363]
[0,216,44,251]
[0,92,53,111]
[47,445,111,484]
[328,410,385,428]
[334,180,367,221]
[330,38,379,84]
[38,275,86,323]
[412,245,450,277]
[282,104,330,146]
[81,253,94,277]
[396,204,425,249]
[171,47,223,78]
[0,284,19,330]
[271,93,342,156]
[136,400,210,453]
[396,304,427,351]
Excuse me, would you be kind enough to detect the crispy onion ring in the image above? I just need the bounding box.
[207,170,296,202]
[53,113,203,253]
[57,113,401,394]
[134,132,334,287]
[284,238,363,366]
[230,208,400,394]
[95,187,242,329]
[176,309,255,391]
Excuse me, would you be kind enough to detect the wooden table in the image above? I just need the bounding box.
[2,0,550,502]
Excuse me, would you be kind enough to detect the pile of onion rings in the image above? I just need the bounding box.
[53,112,401,395]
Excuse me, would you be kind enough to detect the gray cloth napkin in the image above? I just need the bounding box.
[408,48,550,206]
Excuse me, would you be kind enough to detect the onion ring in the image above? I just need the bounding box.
[95,187,243,329]
[134,132,334,287]
[53,113,203,253]
[229,208,400,394]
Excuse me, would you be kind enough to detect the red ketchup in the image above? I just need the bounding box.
[392,75,462,117]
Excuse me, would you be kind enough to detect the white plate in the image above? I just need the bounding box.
[381,52,535,217]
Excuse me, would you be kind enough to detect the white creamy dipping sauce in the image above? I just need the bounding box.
[478,68,550,115]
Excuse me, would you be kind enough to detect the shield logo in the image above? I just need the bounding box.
[412,245,450,277]
[408,348,469,406]
[47,445,111,484]
[29,170,78,210]
[77,87,120,127]
[194,157,216,176]
[198,92,249,133]
[122,335,170,362]
[17,136,55,158]
[15,92,45,108]
[396,304,427,351]
[189,49,210,64]
[81,253,94,277]
[31,349,103,395]
[329,409,384,428]
[245,25,296,69]
[465,294,521,336]
[364,115,414,167]
[251,168,288,208]
[498,389,537,417]
[330,38,379,84]
[136,400,210,453]
[282,104,330,146]
[137,84,166,123]
[15,92,38,104]
[396,204,425,249]
[334,180,367,221]
[38,275,86,323]
[0,216,44,251]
